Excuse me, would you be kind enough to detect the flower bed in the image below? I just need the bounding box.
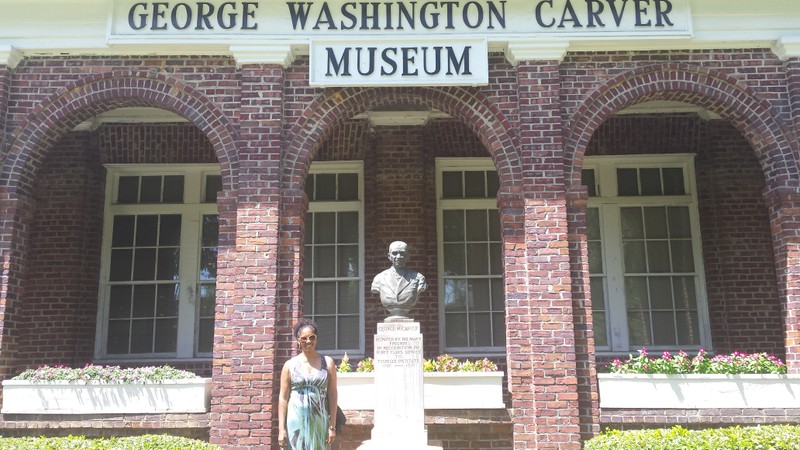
[337,354,505,410]
[599,349,799,409]
[1,365,211,414]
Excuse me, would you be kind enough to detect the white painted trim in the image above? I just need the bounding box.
[0,45,22,68]
[307,161,366,358]
[504,41,569,65]
[773,36,800,61]
[230,44,296,67]
[97,164,220,360]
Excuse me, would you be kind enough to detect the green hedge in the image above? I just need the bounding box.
[585,425,800,450]
[0,435,221,449]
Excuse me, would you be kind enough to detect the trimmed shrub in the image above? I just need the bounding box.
[0,435,221,449]
[585,425,800,450]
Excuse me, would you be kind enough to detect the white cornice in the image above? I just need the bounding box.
[773,36,800,61]
[229,45,296,67]
[0,45,22,69]
[504,41,569,65]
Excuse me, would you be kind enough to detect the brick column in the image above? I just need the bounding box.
[209,62,285,448]
[508,55,583,449]
[765,188,800,373]
[566,185,600,441]
[0,64,8,149]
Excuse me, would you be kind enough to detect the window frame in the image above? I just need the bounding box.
[304,161,366,358]
[436,157,505,356]
[95,163,219,362]
[585,154,712,355]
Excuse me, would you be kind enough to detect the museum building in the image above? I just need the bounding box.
[1,0,800,448]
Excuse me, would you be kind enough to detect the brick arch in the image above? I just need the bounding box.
[564,63,799,193]
[283,86,520,193]
[2,70,239,194]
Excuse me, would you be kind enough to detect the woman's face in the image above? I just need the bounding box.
[297,326,317,351]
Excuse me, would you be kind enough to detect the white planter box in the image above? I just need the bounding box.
[598,374,800,409]
[1,378,211,414]
[338,372,504,410]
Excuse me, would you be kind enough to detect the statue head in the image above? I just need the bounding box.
[387,241,409,269]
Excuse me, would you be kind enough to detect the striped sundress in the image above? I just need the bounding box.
[285,356,330,450]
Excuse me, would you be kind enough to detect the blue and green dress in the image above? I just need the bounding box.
[286,356,331,450]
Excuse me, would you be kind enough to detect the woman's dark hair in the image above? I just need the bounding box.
[293,319,319,338]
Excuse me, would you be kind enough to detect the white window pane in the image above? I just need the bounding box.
[671,240,695,272]
[464,171,486,198]
[304,246,313,278]
[492,313,506,346]
[469,313,492,346]
[488,209,500,241]
[132,285,156,318]
[315,174,336,201]
[130,319,154,353]
[133,248,156,280]
[677,311,701,346]
[445,313,468,347]
[314,246,336,278]
[489,243,502,275]
[156,284,179,317]
[640,168,662,196]
[663,168,685,195]
[118,176,139,203]
[141,176,162,203]
[443,210,465,242]
[314,212,336,244]
[154,318,178,352]
[136,215,158,246]
[465,210,488,241]
[621,208,644,239]
[315,316,336,351]
[590,277,605,311]
[338,245,359,277]
[593,311,607,347]
[197,318,214,353]
[444,243,466,276]
[466,243,489,275]
[468,279,491,311]
[112,215,135,247]
[617,168,639,196]
[586,208,600,240]
[338,173,358,201]
[338,281,359,314]
[314,282,337,315]
[337,315,359,349]
[668,207,691,238]
[627,312,651,346]
[651,311,676,346]
[338,212,359,243]
[442,172,463,198]
[625,277,648,310]
[588,241,603,273]
[644,207,668,239]
[672,276,697,309]
[491,278,504,310]
[107,321,131,354]
[109,286,132,319]
[110,249,133,281]
[648,277,673,309]
[647,241,670,273]
[444,279,467,311]
[623,241,647,273]
[157,248,180,280]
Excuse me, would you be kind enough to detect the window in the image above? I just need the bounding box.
[583,155,711,353]
[304,162,364,355]
[437,158,504,354]
[97,165,220,359]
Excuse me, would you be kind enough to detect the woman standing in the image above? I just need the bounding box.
[278,319,339,449]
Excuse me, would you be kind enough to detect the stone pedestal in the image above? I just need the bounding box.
[358,321,442,450]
